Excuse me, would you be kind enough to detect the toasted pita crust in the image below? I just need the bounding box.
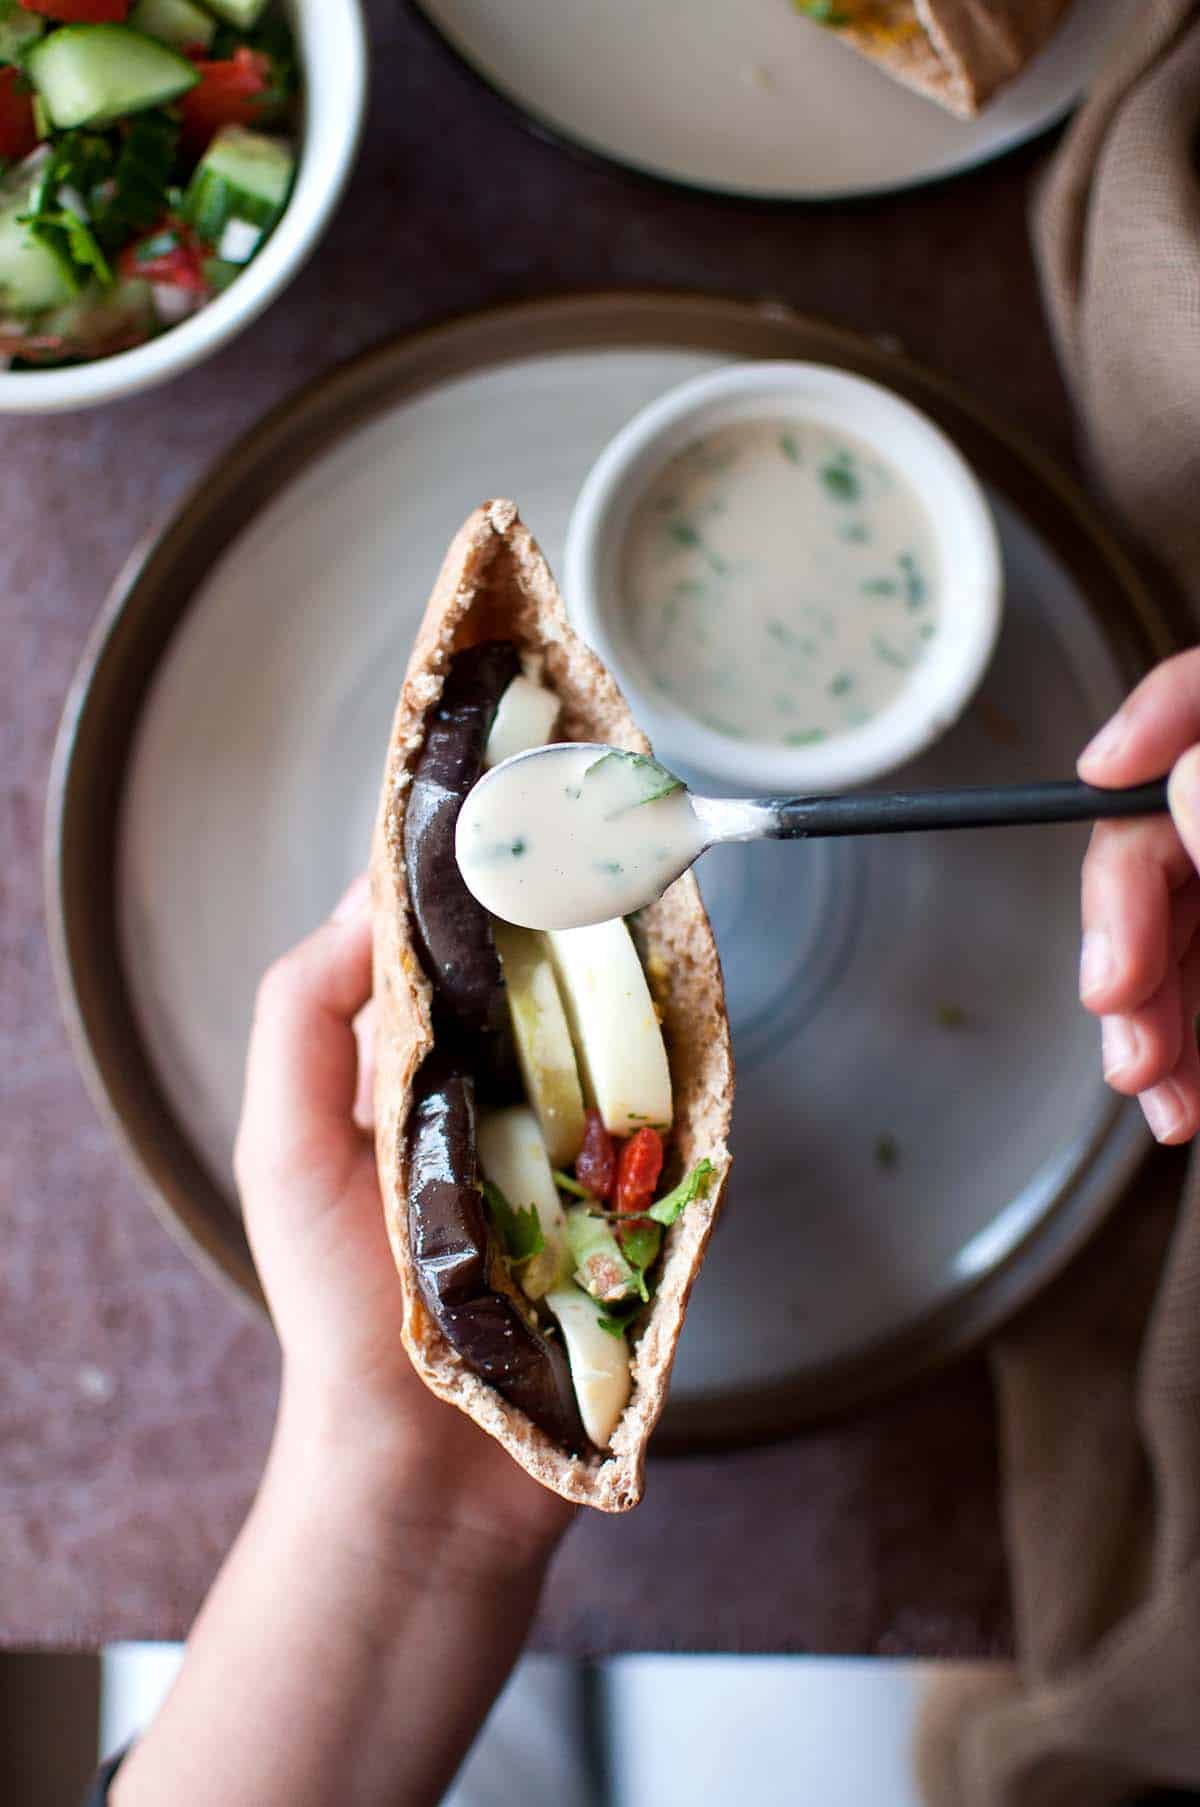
[822,0,1071,118]
[371,501,734,1512]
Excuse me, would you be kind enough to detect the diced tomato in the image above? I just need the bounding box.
[0,68,37,162]
[19,0,128,20]
[575,1110,617,1202]
[179,48,271,155]
[119,220,208,293]
[614,1127,664,1233]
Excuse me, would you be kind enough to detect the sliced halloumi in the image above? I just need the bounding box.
[546,919,673,1136]
[545,1283,631,1449]
[477,1106,569,1300]
[483,675,560,769]
[493,920,586,1166]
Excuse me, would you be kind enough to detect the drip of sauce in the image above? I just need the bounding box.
[621,417,940,746]
[455,745,706,930]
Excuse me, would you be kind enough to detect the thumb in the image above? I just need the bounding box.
[235,873,373,1206]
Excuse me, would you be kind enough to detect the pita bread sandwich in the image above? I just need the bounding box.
[795,0,1072,117]
[371,500,734,1512]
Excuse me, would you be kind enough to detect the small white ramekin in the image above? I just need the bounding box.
[0,0,367,414]
[564,361,1003,793]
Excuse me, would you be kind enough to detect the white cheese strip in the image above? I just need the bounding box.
[493,920,586,1167]
[483,675,560,769]
[546,919,672,1136]
[545,1283,631,1448]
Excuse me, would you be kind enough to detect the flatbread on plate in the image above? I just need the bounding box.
[803,0,1073,117]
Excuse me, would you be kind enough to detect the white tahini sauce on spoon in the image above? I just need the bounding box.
[455,745,707,930]
[622,418,940,746]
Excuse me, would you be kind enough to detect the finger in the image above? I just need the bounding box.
[1100,972,1183,1096]
[1080,817,1193,1012]
[1167,745,1200,874]
[1098,882,1200,1093]
[1139,944,1200,1145]
[235,875,372,1187]
[1169,875,1200,963]
[1078,650,1200,787]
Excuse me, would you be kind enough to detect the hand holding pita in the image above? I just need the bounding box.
[113,877,570,1807]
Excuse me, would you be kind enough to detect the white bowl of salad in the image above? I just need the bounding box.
[0,0,365,410]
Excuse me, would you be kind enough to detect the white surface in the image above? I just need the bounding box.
[101,1644,957,1804]
[0,0,367,414]
[419,0,1136,200]
[565,362,1001,793]
[117,342,1147,1404]
[607,1656,963,1807]
[99,1645,593,1803]
[99,1642,183,1761]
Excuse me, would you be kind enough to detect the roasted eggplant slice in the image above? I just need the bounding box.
[406,1054,590,1456]
[403,642,520,1055]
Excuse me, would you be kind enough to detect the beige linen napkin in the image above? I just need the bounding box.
[919,6,1200,1803]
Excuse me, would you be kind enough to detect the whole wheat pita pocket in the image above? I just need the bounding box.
[371,500,733,1512]
[803,0,1072,118]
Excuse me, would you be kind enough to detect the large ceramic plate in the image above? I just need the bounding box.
[414,0,1136,202]
[47,295,1173,1446]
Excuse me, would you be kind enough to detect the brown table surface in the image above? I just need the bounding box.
[0,1,1168,1655]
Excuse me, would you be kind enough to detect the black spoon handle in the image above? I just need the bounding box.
[770,779,1170,839]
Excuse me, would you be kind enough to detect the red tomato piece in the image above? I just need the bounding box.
[119,221,208,292]
[0,68,37,162]
[615,1127,664,1225]
[20,0,128,19]
[575,1110,616,1202]
[179,47,271,155]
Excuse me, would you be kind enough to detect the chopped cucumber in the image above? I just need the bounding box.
[183,125,294,244]
[129,0,215,52]
[0,157,75,313]
[204,0,271,28]
[27,24,198,129]
[565,1208,640,1305]
[0,0,43,66]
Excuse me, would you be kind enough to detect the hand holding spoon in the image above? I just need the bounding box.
[455,742,1168,933]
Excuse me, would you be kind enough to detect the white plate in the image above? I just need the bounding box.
[116,334,1149,1425]
[415,0,1136,201]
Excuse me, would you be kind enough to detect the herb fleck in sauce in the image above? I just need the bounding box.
[622,419,940,745]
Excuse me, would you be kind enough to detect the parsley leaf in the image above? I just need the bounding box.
[619,1221,662,1301]
[595,1312,627,1339]
[584,748,684,811]
[482,1180,545,1264]
[17,134,119,287]
[104,112,179,244]
[648,1159,716,1227]
[821,461,860,502]
[19,205,110,289]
